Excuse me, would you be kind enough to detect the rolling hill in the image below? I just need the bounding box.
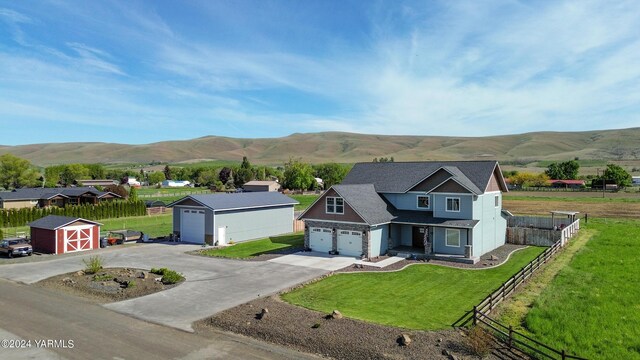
[1,128,639,166]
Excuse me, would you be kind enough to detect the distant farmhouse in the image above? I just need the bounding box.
[243,180,281,192]
[0,187,121,210]
[162,180,191,188]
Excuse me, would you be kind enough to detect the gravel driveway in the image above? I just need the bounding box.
[0,242,328,332]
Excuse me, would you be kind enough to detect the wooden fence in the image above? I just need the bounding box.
[293,219,305,232]
[507,216,573,230]
[146,206,170,215]
[453,218,584,359]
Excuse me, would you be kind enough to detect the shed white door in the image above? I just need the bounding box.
[217,227,226,245]
[64,225,93,253]
[181,209,205,244]
[337,230,362,257]
[309,227,332,253]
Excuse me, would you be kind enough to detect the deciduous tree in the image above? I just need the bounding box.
[0,154,39,189]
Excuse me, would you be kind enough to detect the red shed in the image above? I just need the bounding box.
[29,215,102,254]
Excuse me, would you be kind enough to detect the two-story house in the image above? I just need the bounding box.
[298,161,509,263]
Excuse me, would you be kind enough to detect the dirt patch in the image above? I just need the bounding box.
[504,199,640,218]
[37,267,183,303]
[196,296,517,360]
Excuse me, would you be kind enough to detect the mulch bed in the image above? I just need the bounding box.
[36,267,183,303]
[196,296,509,360]
[336,244,528,273]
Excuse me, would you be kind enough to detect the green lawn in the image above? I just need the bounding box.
[522,218,640,360]
[282,246,545,330]
[199,233,304,258]
[2,214,173,239]
[290,194,320,211]
[505,194,640,203]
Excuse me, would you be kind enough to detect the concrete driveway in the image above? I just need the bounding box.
[0,243,327,332]
[268,251,358,271]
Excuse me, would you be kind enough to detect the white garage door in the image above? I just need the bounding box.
[309,227,332,253]
[337,230,362,257]
[181,209,205,244]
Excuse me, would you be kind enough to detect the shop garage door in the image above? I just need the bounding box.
[337,230,362,257]
[180,209,205,244]
[309,227,332,253]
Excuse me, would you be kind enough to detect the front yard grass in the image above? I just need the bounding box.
[282,246,545,330]
[519,218,640,360]
[199,233,304,259]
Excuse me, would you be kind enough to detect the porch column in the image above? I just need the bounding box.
[465,229,472,259]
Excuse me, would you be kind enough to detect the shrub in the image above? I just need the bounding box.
[83,256,103,275]
[126,280,136,288]
[92,273,113,281]
[467,326,493,357]
[150,267,168,275]
[160,269,184,285]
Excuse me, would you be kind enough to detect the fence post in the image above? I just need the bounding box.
[562,349,566,360]
[473,306,477,326]
[508,326,513,348]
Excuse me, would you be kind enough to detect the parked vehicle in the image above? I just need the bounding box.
[104,230,149,245]
[0,238,33,258]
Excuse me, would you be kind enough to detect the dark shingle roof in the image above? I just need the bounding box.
[28,215,101,230]
[0,187,119,201]
[170,192,298,211]
[332,184,395,225]
[341,161,500,194]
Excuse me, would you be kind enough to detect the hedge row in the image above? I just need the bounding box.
[0,200,147,228]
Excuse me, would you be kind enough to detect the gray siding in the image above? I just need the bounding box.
[369,225,389,257]
[433,227,469,255]
[215,205,294,243]
[400,225,413,246]
[432,194,473,219]
[382,193,431,211]
[471,192,506,257]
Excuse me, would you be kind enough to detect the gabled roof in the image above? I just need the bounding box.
[0,187,121,201]
[29,215,102,230]
[169,192,298,211]
[244,180,279,186]
[341,161,502,195]
[331,184,395,225]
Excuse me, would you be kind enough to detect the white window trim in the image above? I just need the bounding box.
[445,197,461,212]
[445,229,461,247]
[326,197,344,214]
[416,195,430,209]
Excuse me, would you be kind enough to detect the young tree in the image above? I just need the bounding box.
[545,160,579,180]
[0,154,40,189]
[86,164,106,179]
[128,186,139,202]
[313,163,349,189]
[219,167,233,184]
[163,165,172,180]
[148,171,166,186]
[196,169,218,187]
[602,164,632,188]
[60,164,89,186]
[283,158,314,191]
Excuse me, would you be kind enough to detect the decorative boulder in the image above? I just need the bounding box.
[490,255,499,261]
[331,310,343,319]
[258,308,269,319]
[399,333,412,346]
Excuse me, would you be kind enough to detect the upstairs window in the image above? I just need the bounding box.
[417,195,430,209]
[446,197,460,212]
[495,195,500,207]
[326,197,344,214]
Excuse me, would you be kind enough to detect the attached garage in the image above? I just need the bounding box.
[29,215,101,255]
[337,230,363,257]
[308,227,333,253]
[170,192,298,245]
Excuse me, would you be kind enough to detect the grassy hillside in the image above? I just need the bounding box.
[2,128,640,166]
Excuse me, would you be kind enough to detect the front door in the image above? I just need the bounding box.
[412,226,426,249]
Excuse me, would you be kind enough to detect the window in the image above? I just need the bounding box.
[340,230,350,235]
[326,197,344,214]
[446,197,460,212]
[495,195,500,207]
[446,229,461,247]
[417,195,430,209]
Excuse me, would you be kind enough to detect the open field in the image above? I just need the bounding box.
[198,233,304,259]
[282,246,545,330]
[1,214,173,239]
[516,218,640,360]
[289,194,319,211]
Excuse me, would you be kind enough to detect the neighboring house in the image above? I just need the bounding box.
[0,187,122,210]
[125,177,141,187]
[78,179,119,187]
[298,161,509,263]
[161,180,191,188]
[548,179,585,189]
[169,192,298,245]
[632,176,640,186]
[29,215,101,254]
[243,180,281,192]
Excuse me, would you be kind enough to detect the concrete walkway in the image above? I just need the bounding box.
[0,243,327,332]
[356,256,405,268]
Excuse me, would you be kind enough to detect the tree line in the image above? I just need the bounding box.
[504,160,632,188]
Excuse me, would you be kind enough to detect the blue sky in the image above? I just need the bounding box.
[1,0,639,145]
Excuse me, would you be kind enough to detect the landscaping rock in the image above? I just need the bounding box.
[258,308,269,319]
[399,333,412,346]
[331,310,343,319]
[75,270,85,276]
[490,255,499,261]
[62,277,75,284]
[138,271,148,279]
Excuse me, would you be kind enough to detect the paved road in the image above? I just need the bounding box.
[0,279,322,360]
[0,243,328,332]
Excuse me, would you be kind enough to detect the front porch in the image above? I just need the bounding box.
[387,245,479,264]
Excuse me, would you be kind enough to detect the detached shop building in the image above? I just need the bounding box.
[29,215,101,254]
[169,192,298,245]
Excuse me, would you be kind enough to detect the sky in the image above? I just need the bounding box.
[1,0,639,146]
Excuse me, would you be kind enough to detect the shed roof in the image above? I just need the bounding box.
[28,215,102,230]
[169,192,298,211]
